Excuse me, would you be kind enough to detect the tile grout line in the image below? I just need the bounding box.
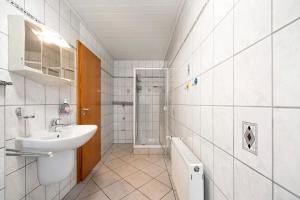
[271,0,275,199]
[232,0,235,198]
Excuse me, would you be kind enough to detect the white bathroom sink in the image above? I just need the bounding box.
[15,125,97,152]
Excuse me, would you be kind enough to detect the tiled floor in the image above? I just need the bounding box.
[64,144,177,200]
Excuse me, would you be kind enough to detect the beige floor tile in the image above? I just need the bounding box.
[104,158,126,169]
[93,165,111,177]
[121,190,149,200]
[93,171,121,189]
[154,159,167,169]
[130,159,151,170]
[77,180,100,199]
[102,154,117,162]
[102,180,134,200]
[79,190,109,200]
[139,179,170,200]
[113,164,138,178]
[141,164,165,178]
[81,172,94,184]
[124,171,152,188]
[161,191,176,200]
[64,183,85,200]
[112,151,131,158]
[155,171,172,188]
[144,155,164,163]
[119,155,140,163]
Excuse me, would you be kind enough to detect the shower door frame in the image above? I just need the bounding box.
[133,67,167,149]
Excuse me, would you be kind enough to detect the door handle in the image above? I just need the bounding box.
[81,107,90,116]
[82,107,90,111]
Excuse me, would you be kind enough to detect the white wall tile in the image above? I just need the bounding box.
[213,106,233,154]
[25,79,45,105]
[199,35,214,73]
[26,162,39,194]
[0,33,8,70]
[192,133,201,159]
[5,106,25,140]
[59,85,71,103]
[45,105,59,126]
[274,184,300,200]
[60,0,70,23]
[214,185,228,200]
[274,108,300,196]
[45,2,59,33]
[24,0,45,22]
[197,0,214,45]
[213,58,233,105]
[213,11,233,65]
[234,0,271,52]
[46,85,60,104]
[46,183,59,200]
[234,107,272,178]
[273,0,300,31]
[200,106,213,142]
[0,88,3,106]
[13,0,24,8]
[5,73,25,105]
[5,140,25,175]
[25,105,45,136]
[0,189,4,200]
[0,107,4,148]
[46,0,59,12]
[234,37,272,106]
[70,11,80,33]
[200,138,213,179]
[0,149,4,189]
[234,160,272,200]
[6,167,25,200]
[214,147,233,200]
[0,0,23,34]
[26,186,46,200]
[200,70,213,105]
[273,20,300,107]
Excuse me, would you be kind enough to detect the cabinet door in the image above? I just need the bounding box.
[25,21,42,70]
[42,43,61,77]
[62,48,75,80]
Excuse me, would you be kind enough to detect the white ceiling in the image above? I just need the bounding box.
[68,0,183,59]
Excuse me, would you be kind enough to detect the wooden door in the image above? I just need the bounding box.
[77,41,101,182]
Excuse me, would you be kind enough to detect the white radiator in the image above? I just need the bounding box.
[171,137,204,200]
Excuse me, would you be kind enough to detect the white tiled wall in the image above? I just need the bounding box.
[113,60,164,144]
[166,0,300,199]
[0,0,114,199]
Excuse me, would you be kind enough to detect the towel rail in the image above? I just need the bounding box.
[6,148,53,157]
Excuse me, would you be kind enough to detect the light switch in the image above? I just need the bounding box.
[242,121,258,155]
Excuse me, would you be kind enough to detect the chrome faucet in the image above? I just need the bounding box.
[49,118,65,132]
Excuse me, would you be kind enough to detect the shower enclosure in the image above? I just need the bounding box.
[133,68,167,152]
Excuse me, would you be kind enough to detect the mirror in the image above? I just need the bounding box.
[25,21,42,71]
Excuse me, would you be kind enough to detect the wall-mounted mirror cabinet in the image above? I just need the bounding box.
[8,15,75,85]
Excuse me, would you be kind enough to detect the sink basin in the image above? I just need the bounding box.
[15,125,97,152]
[14,125,97,185]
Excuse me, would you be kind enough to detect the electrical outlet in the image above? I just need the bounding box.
[242,121,258,155]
